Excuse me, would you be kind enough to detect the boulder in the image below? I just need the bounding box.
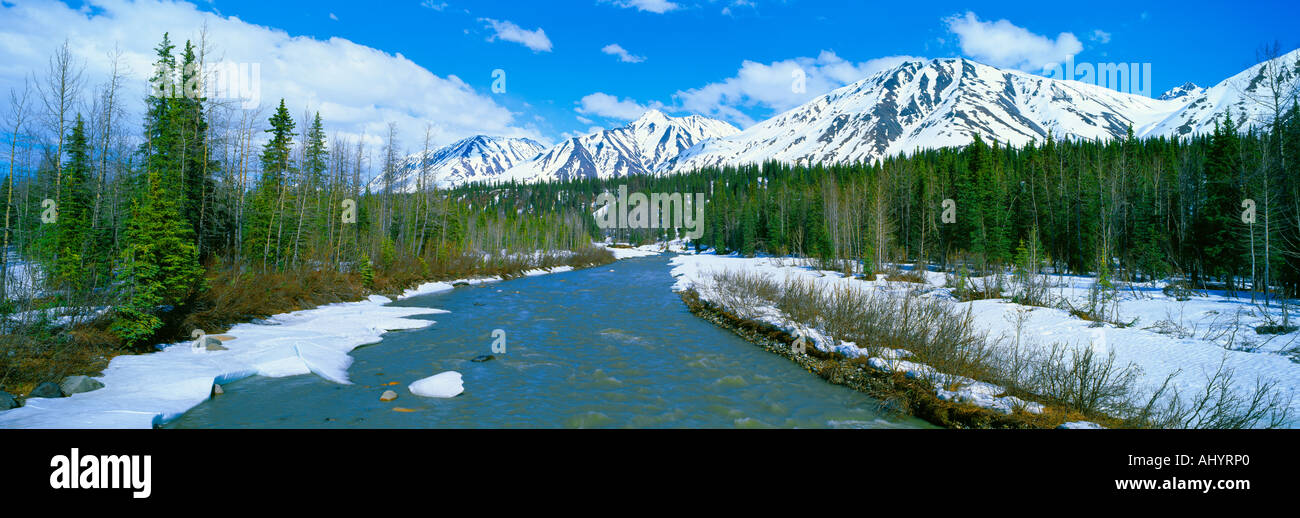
[452,281,470,287]
[29,382,64,399]
[379,390,398,402]
[60,375,104,395]
[0,391,18,410]
[471,354,495,362]
[211,384,224,396]
[204,336,228,351]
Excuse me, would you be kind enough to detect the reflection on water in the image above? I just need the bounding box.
[168,255,931,428]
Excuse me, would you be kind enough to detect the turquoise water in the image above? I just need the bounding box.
[166,255,929,428]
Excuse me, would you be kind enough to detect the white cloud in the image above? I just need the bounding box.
[575,92,662,121]
[0,0,541,151]
[605,0,679,14]
[1090,29,1112,44]
[478,18,552,52]
[328,13,338,21]
[721,0,757,16]
[421,1,449,10]
[674,51,919,127]
[601,43,645,63]
[943,11,1082,72]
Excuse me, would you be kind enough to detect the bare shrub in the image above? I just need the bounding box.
[1126,358,1293,429]
[704,269,1295,428]
[888,263,929,284]
[1023,343,1140,416]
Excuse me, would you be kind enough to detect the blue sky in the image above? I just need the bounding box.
[3,0,1299,149]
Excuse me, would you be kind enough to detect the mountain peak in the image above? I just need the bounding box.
[633,108,669,125]
[1159,82,1204,101]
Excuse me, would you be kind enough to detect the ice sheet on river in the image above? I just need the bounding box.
[0,292,450,429]
[0,266,583,429]
[409,371,464,398]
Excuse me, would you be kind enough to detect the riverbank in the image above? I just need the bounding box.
[668,253,1299,428]
[678,289,1085,428]
[0,248,616,428]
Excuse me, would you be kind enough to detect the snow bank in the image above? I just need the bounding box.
[0,294,446,429]
[0,247,645,428]
[595,238,697,260]
[408,371,464,398]
[669,253,1300,426]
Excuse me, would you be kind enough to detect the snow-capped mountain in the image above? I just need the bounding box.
[378,50,1297,187]
[502,109,739,183]
[669,50,1300,173]
[1159,82,1204,101]
[367,135,546,193]
[1144,49,1300,136]
[669,57,1181,172]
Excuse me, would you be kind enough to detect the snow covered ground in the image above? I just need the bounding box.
[669,253,1300,427]
[594,239,693,259]
[0,266,570,429]
[1,251,42,301]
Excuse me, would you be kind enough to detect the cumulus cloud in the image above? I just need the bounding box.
[943,11,1082,71]
[0,0,541,151]
[479,18,553,52]
[673,51,919,127]
[575,92,663,121]
[604,0,679,14]
[1090,29,1112,44]
[421,1,449,10]
[601,43,645,63]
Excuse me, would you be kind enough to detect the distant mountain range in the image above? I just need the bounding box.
[500,109,740,183]
[367,135,547,192]
[372,48,1300,190]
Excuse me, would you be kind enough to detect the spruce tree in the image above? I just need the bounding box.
[244,99,297,270]
[111,171,204,346]
[53,115,93,291]
[1200,114,1246,290]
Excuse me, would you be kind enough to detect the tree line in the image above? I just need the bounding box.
[462,104,1300,300]
[0,33,595,347]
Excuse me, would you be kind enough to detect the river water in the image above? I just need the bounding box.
[167,255,929,428]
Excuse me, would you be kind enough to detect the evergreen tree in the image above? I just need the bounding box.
[53,115,94,291]
[244,99,296,270]
[1199,114,1246,290]
[111,171,204,346]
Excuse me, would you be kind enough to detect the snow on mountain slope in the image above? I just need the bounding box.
[503,109,739,183]
[367,136,546,193]
[671,51,1300,172]
[371,50,1299,186]
[1159,82,1205,101]
[1144,48,1300,137]
[670,57,1184,172]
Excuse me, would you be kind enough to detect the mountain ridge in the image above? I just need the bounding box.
[376,49,1300,188]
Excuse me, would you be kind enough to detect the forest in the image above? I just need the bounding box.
[0,34,605,393]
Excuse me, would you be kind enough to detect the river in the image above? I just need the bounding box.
[166,254,930,428]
